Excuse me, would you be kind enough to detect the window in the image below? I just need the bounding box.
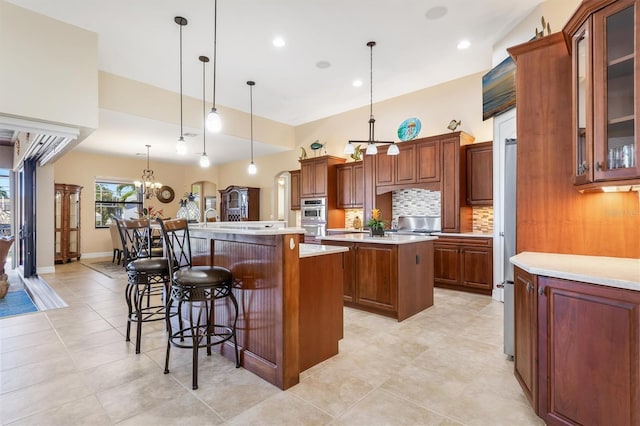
[95,180,141,228]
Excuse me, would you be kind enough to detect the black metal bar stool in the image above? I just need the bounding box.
[157,218,240,390]
[115,218,172,354]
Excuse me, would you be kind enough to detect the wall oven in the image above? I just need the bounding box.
[300,198,326,222]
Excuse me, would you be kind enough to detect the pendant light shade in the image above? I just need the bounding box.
[175,16,188,155]
[346,41,399,156]
[199,55,211,168]
[206,0,223,133]
[247,80,257,175]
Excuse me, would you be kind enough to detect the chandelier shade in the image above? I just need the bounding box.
[134,144,162,199]
[346,41,399,156]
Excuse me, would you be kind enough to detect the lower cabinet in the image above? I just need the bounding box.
[321,239,434,321]
[537,276,640,426]
[514,269,640,425]
[434,236,493,295]
[513,267,537,410]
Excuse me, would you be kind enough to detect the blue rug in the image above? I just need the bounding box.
[0,290,38,318]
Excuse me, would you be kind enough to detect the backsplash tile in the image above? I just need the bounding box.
[473,206,494,233]
[345,209,364,229]
[392,189,441,225]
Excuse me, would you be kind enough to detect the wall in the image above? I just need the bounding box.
[0,146,12,168]
[218,72,493,222]
[53,150,213,256]
[0,1,98,134]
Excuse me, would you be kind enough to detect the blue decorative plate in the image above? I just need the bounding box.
[397,117,421,141]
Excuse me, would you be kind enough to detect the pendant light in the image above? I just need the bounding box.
[199,56,211,168]
[175,16,188,155]
[345,41,399,156]
[205,0,222,132]
[247,80,257,175]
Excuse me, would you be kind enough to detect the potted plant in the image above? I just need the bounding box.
[367,208,386,237]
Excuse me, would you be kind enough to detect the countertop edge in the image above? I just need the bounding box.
[510,252,640,292]
[320,234,438,245]
[299,243,349,258]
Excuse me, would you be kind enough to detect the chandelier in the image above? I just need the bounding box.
[345,41,399,156]
[134,145,162,199]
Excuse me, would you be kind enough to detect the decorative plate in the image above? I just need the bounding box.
[397,117,422,142]
[157,185,175,203]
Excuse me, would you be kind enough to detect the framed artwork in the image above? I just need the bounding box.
[482,55,516,121]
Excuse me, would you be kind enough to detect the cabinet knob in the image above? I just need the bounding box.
[538,286,544,296]
[526,282,533,293]
[596,161,604,171]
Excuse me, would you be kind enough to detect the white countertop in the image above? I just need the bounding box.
[320,233,438,245]
[327,228,368,233]
[432,232,493,238]
[189,221,305,235]
[511,252,640,292]
[299,243,349,258]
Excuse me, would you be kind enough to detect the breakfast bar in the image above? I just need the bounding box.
[186,222,346,390]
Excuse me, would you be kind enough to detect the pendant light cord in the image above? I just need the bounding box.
[179,21,184,139]
[212,0,218,109]
[202,58,206,152]
[250,83,254,162]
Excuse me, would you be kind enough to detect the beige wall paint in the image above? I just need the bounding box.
[0,1,98,131]
[54,150,217,256]
[0,146,12,169]
[218,72,492,221]
[99,72,295,149]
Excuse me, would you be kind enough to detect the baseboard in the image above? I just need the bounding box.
[82,251,112,259]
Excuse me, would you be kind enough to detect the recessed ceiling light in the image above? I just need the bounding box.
[457,40,471,50]
[273,37,285,48]
[352,79,363,87]
[316,60,331,69]
[426,6,447,20]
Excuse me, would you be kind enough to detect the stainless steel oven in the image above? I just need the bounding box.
[301,198,326,222]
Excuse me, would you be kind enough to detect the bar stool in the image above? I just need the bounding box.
[157,218,240,390]
[115,218,171,354]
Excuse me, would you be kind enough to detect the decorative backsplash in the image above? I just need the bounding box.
[473,206,494,233]
[345,209,364,229]
[392,189,441,224]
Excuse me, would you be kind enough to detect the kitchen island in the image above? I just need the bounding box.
[320,233,437,321]
[187,222,347,390]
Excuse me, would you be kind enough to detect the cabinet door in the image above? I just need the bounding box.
[336,165,353,208]
[466,142,493,205]
[355,244,397,312]
[416,140,441,183]
[375,152,394,186]
[290,170,300,210]
[395,144,416,184]
[460,246,492,290]
[441,137,461,232]
[312,160,328,196]
[572,20,594,185]
[352,163,364,208]
[592,0,639,181]
[433,244,460,285]
[538,276,640,425]
[54,187,63,261]
[300,161,316,197]
[514,267,537,410]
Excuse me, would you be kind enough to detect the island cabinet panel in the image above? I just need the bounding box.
[514,267,538,411]
[356,245,397,312]
[321,239,434,321]
[537,276,640,426]
[299,251,344,372]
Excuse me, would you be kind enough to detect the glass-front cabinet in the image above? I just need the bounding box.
[566,0,639,187]
[54,183,82,263]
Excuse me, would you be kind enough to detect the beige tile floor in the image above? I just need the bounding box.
[0,261,543,425]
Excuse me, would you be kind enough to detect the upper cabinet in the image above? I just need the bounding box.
[289,170,301,210]
[336,162,364,208]
[300,155,345,198]
[565,0,639,187]
[465,141,493,206]
[375,145,416,187]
